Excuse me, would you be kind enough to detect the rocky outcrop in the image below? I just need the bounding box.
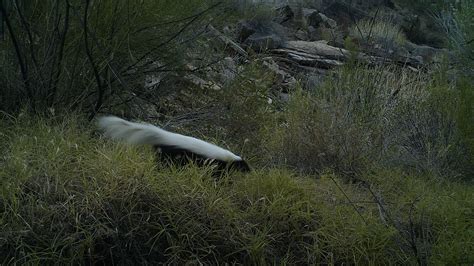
[283,41,349,60]
[237,20,288,52]
[189,2,451,97]
[273,41,347,69]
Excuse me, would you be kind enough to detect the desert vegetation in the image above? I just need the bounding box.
[0,0,472,264]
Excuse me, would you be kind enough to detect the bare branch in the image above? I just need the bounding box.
[122,2,223,74]
[83,0,104,118]
[49,0,70,107]
[0,1,34,110]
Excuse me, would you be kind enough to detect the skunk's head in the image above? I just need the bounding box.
[228,159,251,172]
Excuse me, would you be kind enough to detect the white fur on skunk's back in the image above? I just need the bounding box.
[97,116,242,162]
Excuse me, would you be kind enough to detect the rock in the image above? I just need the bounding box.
[262,57,297,91]
[275,40,426,69]
[274,5,294,24]
[307,12,337,29]
[237,20,288,52]
[184,74,222,91]
[322,2,367,29]
[405,41,448,64]
[307,26,319,41]
[212,57,238,85]
[245,33,283,51]
[279,92,290,102]
[359,39,440,67]
[272,48,344,69]
[295,30,309,41]
[237,21,257,42]
[283,40,350,60]
[302,8,318,17]
[272,40,360,69]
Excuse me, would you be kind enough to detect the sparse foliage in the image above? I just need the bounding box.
[263,63,470,179]
[0,0,222,117]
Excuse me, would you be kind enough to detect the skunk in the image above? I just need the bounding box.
[97,116,251,172]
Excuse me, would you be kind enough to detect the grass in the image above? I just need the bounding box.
[0,113,472,264]
[262,62,471,179]
[365,168,474,264]
[1,1,472,264]
[350,16,406,50]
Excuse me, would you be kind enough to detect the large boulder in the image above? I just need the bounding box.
[322,2,367,30]
[237,20,288,52]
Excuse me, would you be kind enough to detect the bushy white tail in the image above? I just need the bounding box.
[97,116,242,162]
[97,116,168,145]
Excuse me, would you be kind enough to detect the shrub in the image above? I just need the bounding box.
[365,168,474,265]
[434,1,474,178]
[263,88,371,176]
[263,63,470,179]
[212,63,276,161]
[263,64,410,176]
[350,16,406,50]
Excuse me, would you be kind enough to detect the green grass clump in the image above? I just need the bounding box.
[4,114,462,264]
[350,17,406,50]
[365,168,474,265]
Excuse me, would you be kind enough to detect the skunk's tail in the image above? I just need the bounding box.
[97,116,166,145]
